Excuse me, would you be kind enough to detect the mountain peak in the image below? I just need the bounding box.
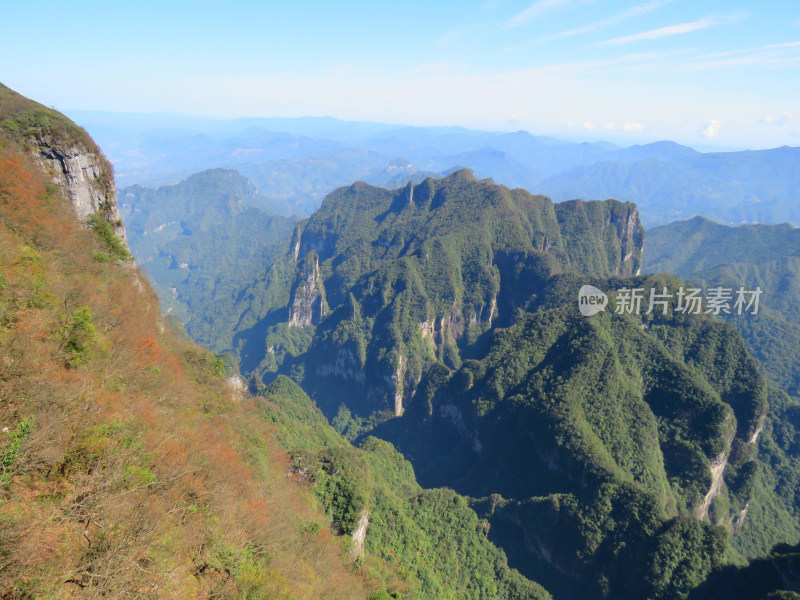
[444,167,476,182]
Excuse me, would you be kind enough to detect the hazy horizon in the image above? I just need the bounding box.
[2,0,798,151]
[62,108,772,154]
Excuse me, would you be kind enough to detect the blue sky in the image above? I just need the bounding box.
[2,0,799,149]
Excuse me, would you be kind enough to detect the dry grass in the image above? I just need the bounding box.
[0,134,377,599]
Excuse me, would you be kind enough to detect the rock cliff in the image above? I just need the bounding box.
[0,82,127,244]
[33,138,126,243]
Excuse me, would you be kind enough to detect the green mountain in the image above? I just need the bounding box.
[374,272,779,599]
[641,217,800,598]
[223,169,643,415]
[120,169,297,326]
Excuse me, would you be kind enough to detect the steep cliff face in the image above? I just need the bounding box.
[554,197,644,277]
[0,82,127,244]
[32,137,126,242]
[288,251,327,326]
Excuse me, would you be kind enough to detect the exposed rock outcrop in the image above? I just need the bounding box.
[697,415,736,522]
[350,509,369,561]
[616,206,643,276]
[32,139,127,244]
[288,252,326,327]
[393,355,407,417]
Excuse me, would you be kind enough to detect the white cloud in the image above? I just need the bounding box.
[597,13,747,46]
[508,50,686,77]
[531,0,669,44]
[762,112,794,125]
[436,21,492,45]
[507,0,578,28]
[583,122,596,129]
[678,41,800,71]
[702,119,723,138]
[623,122,644,132]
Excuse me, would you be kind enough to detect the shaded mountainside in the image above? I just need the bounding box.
[688,542,800,600]
[374,273,781,599]
[0,85,552,599]
[257,376,549,600]
[223,169,643,418]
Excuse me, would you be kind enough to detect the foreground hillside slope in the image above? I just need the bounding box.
[0,83,382,599]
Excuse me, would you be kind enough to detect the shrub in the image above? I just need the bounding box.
[0,418,34,483]
[88,213,130,261]
[60,306,97,368]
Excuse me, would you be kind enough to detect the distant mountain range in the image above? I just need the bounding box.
[69,111,799,227]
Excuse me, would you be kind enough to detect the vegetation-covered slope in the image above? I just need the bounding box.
[640,217,800,596]
[257,376,549,600]
[373,272,780,599]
